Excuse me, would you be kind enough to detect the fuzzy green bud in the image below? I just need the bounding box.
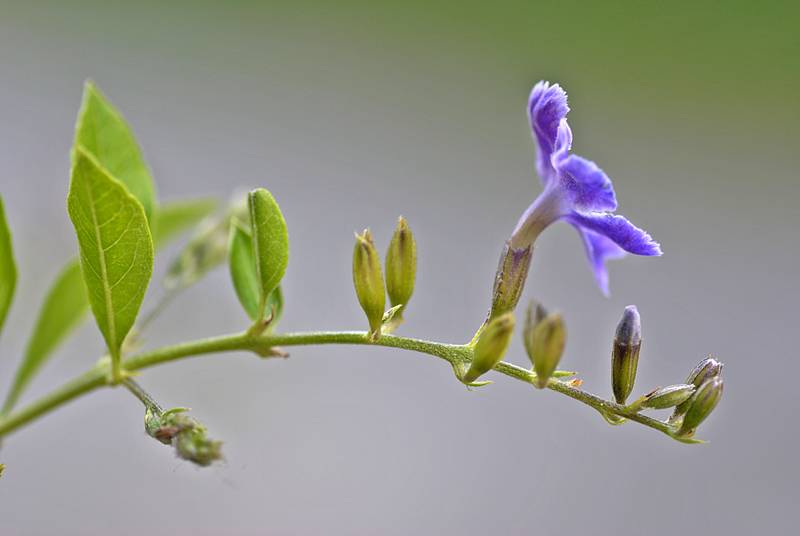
[463,313,515,384]
[677,377,723,438]
[385,217,416,313]
[490,241,533,319]
[145,407,223,466]
[174,425,224,467]
[672,357,724,418]
[638,384,696,410]
[523,303,566,389]
[611,305,642,404]
[353,229,386,339]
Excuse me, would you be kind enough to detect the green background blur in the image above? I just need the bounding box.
[1,1,798,534]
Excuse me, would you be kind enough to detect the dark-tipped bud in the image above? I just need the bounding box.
[673,357,723,418]
[490,241,533,319]
[611,305,642,404]
[638,384,696,410]
[385,217,416,313]
[523,302,566,389]
[353,229,386,339]
[677,377,723,438]
[463,313,515,384]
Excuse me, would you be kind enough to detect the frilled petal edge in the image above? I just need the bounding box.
[566,211,662,256]
[529,81,569,183]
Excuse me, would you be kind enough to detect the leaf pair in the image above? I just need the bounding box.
[3,82,219,411]
[228,189,288,331]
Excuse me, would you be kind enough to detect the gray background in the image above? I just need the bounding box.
[1,1,798,534]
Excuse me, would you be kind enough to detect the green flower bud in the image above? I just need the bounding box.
[353,229,386,339]
[385,217,416,314]
[611,305,642,404]
[523,303,566,389]
[672,357,723,418]
[677,377,723,438]
[490,241,533,319]
[463,312,515,384]
[638,384,696,410]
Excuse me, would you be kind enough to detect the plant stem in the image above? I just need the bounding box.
[0,330,684,442]
[122,378,163,414]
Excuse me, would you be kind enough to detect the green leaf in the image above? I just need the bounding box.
[1,198,215,413]
[0,196,17,338]
[75,80,157,222]
[152,198,218,249]
[67,146,154,371]
[228,223,260,320]
[228,222,283,324]
[247,189,289,321]
[1,261,87,413]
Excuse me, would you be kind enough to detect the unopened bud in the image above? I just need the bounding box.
[145,407,223,466]
[490,241,533,318]
[353,229,386,339]
[463,313,515,384]
[638,384,696,410]
[677,377,723,438]
[611,305,642,404]
[385,217,416,314]
[523,303,566,389]
[673,357,723,418]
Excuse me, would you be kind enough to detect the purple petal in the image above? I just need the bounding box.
[566,211,662,256]
[571,225,627,295]
[552,120,617,212]
[528,81,569,183]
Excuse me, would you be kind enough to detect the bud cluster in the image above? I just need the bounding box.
[144,407,223,467]
[352,217,417,340]
[604,306,724,438]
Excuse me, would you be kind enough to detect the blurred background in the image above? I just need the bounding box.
[1,0,798,534]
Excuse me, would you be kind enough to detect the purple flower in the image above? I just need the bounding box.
[510,81,661,295]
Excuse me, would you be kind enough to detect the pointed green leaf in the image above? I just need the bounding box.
[0,196,17,338]
[67,146,154,365]
[247,189,288,321]
[152,198,218,249]
[1,261,87,413]
[1,198,216,413]
[228,222,283,324]
[75,80,157,222]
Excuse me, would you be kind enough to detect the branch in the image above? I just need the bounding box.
[0,330,689,442]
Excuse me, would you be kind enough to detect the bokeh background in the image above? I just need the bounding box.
[1,1,798,534]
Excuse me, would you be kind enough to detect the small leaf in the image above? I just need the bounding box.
[248,189,289,321]
[75,80,157,222]
[1,261,88,413]
[0,195,17,338]
[67,146,154,371]
[228,222,260,320]
[228,221,282,324]
[152,198,218,249]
